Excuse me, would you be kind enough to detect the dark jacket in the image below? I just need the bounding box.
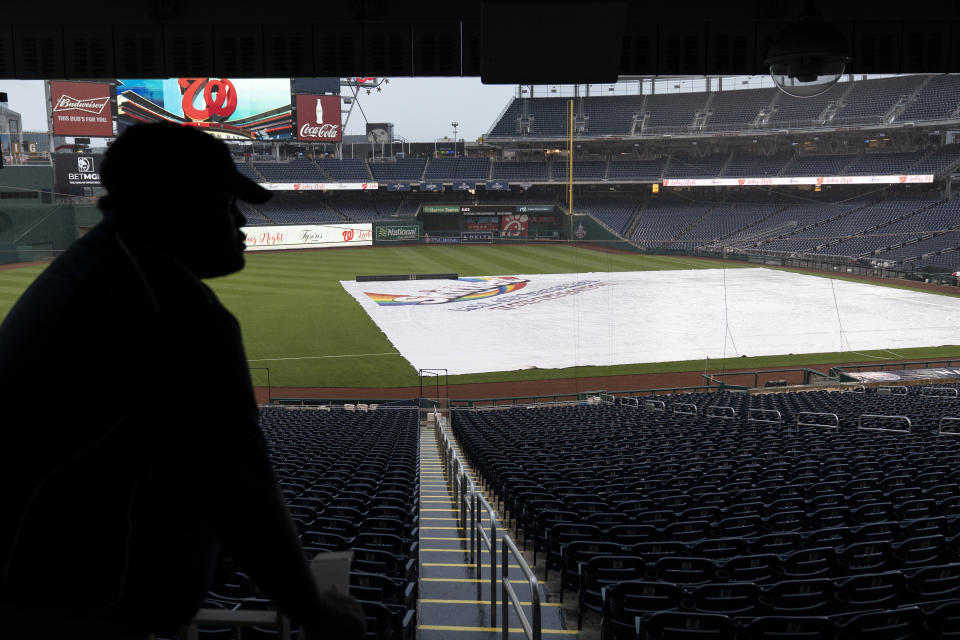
[0,220,275,631]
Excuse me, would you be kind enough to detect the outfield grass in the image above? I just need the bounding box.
[1,244,958,389]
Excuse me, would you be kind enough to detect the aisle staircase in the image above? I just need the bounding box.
[418,415,578,639]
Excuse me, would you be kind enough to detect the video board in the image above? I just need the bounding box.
[117,78,294,140]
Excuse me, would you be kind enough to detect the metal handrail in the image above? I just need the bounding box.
[673,402,698,416]
[434,406,541,639]
[878,385,909,396]
[922,387,960,398]
[858,414,913,433]
[501,534,541,640]
[939,417,960,436]
[182,610,291,639]
[796,411,840,429]
[747,408,782,424]
[475,492,498,625]
[706,405,737,419]
[644,399,666,412]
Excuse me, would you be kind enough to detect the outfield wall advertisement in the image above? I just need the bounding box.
[243,223,372,251]
[662,175,934,187]
[257,182,376,191]
[341,268,960,375]
[373,222,421,243]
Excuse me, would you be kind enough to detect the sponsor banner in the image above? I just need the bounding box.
[55,153,104,187]
[485,180,510,191]
[842,368,960,383]
[517,205,555,213]
[424,236,461,244]
[366,122,394,143]
[342,268,960,375]
[242,223,372,251]
[502,214,529,237]
[423,205,461,213]
[50,81,114,137]
[463,231,495,241]
[466,222,500,232]
[257,182,375,191]
[453,181,475,191]
[420,182,443,192]
[662,175,935,187]
[530,215,556,223]
[374,223,420,243]
[295,94,342,142]
[118,78,291,139]
[386,182,412,192]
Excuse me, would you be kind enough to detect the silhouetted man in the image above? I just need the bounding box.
[0,123,364,639]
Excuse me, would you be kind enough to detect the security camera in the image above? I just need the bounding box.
[764,1,852,98]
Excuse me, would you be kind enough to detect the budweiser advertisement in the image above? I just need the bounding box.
[295,94,342,142]
[50,81,114,137]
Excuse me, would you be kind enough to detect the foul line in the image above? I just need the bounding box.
[247,352,400,362]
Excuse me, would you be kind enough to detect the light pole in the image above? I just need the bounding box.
[451,122,459,157]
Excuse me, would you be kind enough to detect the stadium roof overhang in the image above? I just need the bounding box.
[3,0,960,80]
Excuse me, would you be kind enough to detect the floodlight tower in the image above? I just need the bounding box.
[451,122,459,156]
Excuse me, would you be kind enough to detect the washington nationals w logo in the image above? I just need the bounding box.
[179,78,238,122]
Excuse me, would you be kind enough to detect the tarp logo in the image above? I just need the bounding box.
[342,228,355,242]
[365,276,528,306]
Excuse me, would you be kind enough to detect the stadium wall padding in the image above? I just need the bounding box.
[571,213,644,253]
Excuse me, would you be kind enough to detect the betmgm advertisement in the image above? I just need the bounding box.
[117,78,294,140]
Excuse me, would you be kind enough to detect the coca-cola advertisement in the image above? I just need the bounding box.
[295,94,342,142]
[50,81,114,137]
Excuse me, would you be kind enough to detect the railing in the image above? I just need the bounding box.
[502,535,542,640]
[939,417,960,436]
[878,385,909,396]
[182,611,291,639]
[747,408,782,425]
[858,414,913,433]
[922,387,960,398]
[705,405,737,419]
[673,402,698,416]
[797,411,840,429]
[433,408,542,640]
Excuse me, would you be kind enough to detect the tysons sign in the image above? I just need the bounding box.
[242,223,371,251]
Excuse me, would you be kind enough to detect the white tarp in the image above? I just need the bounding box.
[340,269,960,375]
[243,223,372,251]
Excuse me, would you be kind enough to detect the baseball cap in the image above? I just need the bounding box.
[101,122,271,206]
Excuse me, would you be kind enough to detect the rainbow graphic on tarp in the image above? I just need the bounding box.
[366,276,528,306]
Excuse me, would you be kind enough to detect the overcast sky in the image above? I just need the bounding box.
[1,78,517,142]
